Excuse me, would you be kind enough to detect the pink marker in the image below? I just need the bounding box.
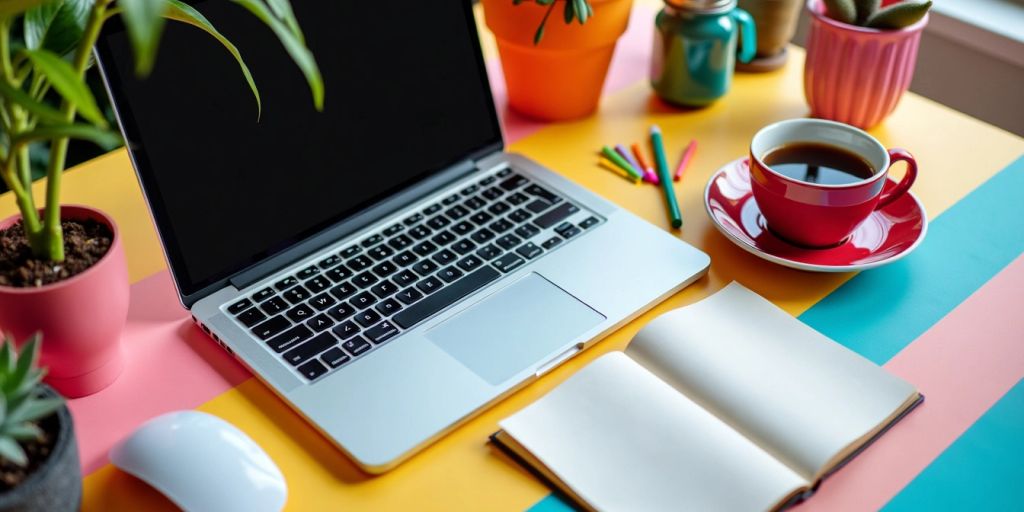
[673,140,697,182]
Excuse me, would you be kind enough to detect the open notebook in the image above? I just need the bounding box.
[492,283,922,511]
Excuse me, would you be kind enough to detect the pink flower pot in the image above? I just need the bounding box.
[803,0,927,129]
[0,205,129,398]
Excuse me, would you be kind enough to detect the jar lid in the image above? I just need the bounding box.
[664,0,736,13]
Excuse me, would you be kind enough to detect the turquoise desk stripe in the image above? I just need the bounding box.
[526,155,1024,512]
[883,379,1024,511]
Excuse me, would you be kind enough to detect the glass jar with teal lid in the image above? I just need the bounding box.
[651,0,756,106]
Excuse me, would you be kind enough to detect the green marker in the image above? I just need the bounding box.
[601,146,644,181]
[650,125,683,228]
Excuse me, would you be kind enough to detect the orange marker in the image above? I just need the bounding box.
[630,142,660,185]
[673,140,697,181]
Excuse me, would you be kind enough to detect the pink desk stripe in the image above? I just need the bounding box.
[799,254,1024,511]
[69,272,250,474]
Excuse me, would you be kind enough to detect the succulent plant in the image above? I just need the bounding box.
[514,0,595,45]
[823,0,931,29]
[0,334,63,467]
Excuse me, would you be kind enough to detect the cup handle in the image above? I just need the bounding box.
[732,8,757,64]
[876,148,918,209]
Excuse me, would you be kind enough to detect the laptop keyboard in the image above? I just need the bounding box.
[223,168,603,382]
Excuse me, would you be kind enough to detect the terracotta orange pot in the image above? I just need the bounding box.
[0,205,129,398]
[482,0,634,120]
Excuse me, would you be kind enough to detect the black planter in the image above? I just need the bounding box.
[0,386,81,512]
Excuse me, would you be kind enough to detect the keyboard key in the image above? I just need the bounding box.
[261,297,289,315]
[404,213,424,225]
[479,175,497,186]
[431,230,456,246]
[534,203,580,229]
[469,211,493,225]
[252,287,275,302]
[457,255,483,272]
[396,287,423,305]
[326,266,353,282]
[461,184,479,196]
[488,201,511,215]
[274,276,298,291]
[488,219,514,234]
[412,259,440,276]
[451,239,477,255]
[353,271,378,288]
[516,242,543,259]
[388,234,413,250]
[350,291,377,309]
[515,224,541,239]
[475,244,503,260]
[332,320,360,339]
[499,174,528,191]
[328,303,356,322]
[463,196,486,210]
[481,187,504,200]
[442,194,460,205]
[383,223,404,236]
[542,236,563,249]
[306,313,333,332]
[424,203,443,215]
[393,269,419,287]
[409,224,433,239]
[267,324,312,353]
[393,267,501,329]
[283,332,337,366]
[416,276,444,294]
[555,222,573,233]
[393,250,418,267]
[340,245,361,258]
[305,275,331,293]
[497,167,513,177]
[354,309,382,328]
[375,299,403,316]
[329,282,357,301]
[297,359,328,380]
[412,241,438,257]
[236,307,266,327]
[445,205,469,220]
[437,266,464,283]
[451,221,475,236]
[341,336,372,357]
[426,215,451,229]
[525,199,552,214]
[493,253,526,273]
[228,298,252,315]
[470,228,496,244]
[524,184,563,204]
[297,266,319,279]
[348,255,373,271]
[508,209,532,223]
[372,261,398,277]
[368,244,394,260]
[365,320,400,344]
[361,234,384,247]
[371,280,399,298]
[287,304,315,322]
[283,286,311,304]
[318,254,343,269]
[320,347,351,368]
[579,216,600,229]
[308,293,336,311]
[433,249,458,264]
[506,192,529,205]
[496,234,522,250]
[558,225,581,239]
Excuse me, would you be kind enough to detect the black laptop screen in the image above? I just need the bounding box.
[96,1,501,297]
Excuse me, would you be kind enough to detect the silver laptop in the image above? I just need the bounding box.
[95,1,709,472]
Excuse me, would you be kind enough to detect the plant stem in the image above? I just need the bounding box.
[0,19,43,241]
[39,0,110,261]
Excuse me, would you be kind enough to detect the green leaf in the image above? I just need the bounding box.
[4,423,43,441]
[0,338,13,381]
[0,437,27,467]
[0,0,49,17]
[0,80,67,124]
[264,0,302,44]
[24,0,92,56]
[6,334,39,395]
[119,0,167,76]
[865,0,931,29]
[0,394,7,426]
[22,49,107,126]
[230,0,323,111]
[8,397,62,424]
[163,0,261,117]
[563,0,574,24]
[12,123,121,149]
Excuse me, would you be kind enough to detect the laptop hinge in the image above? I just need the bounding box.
[228,158,479,291]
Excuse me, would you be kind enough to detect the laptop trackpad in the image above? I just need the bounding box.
[426,273,605,385]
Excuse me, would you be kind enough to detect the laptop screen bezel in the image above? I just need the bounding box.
[93,1,504,307]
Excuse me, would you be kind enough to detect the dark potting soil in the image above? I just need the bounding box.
[0,414,57,490]
[0,219,112,288]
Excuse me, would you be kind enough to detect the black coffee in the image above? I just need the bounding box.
[763,142,875,185]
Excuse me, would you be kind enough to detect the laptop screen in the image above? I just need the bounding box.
[96,1,501,298]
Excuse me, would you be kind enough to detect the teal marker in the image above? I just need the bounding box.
[650,125,682,228]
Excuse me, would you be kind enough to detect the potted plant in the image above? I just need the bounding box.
[481,0,634,121]
[0,334,80,512]
[0,0,323,397]
[803,0,931,128]
[736,0,804,71]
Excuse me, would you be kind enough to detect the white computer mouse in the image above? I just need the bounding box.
[110,411,287,512]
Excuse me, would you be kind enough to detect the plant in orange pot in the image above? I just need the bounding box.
[482,0,634,121]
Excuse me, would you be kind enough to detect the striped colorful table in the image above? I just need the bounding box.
[2,2,1022,510]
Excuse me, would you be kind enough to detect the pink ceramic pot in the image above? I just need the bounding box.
[803,0,927,129]
[0,205,129,397]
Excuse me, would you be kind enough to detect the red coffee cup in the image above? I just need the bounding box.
[749,118,917,247]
